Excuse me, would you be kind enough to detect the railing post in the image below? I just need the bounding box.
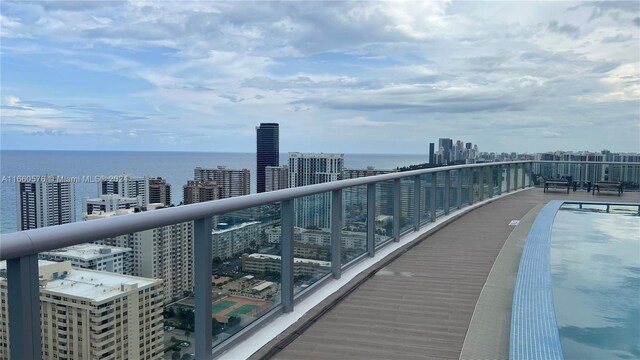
[430,173,437,222]
[497,164,503,195]
[514,164,519,190]
[393,179,401,242]
[468,168,474,205]
[488,165,494,198]
[367,183,376,257]
[331,189,342,279]
[456,170,462,209]
[506,164,511,193]
[413,175,421,231]
[521,163,526,189]
[7,255,41,360]
[194,217,213,360]
[444,170,451,215]
[478,166,484,201]
[281,199,295,312]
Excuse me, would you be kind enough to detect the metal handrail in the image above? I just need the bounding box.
[534,161,640,165]
[0,160,531,261]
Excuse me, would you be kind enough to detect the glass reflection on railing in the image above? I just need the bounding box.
[436,172,445,216]
[450,170,459,210]
[291,193,332,295]
[400,177,415,234]
[462,168,471,205]
[342,185,368,264]
[207,204,282,347]
[420,173,432,224]
[472,168,481,203]
[375,180,394,247]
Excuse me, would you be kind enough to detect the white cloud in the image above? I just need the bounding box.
[1,1,638,153]
[332,116,394,127]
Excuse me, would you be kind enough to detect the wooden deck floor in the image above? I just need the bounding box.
[251,189,640,360]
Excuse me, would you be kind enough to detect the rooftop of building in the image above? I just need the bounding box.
[84,194,139,201]
[40,243,131,260]
[82,203,165,220]
[1,260,159,302]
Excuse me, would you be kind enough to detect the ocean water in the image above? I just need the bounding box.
[0,150,427,233]
[551,204,640,359]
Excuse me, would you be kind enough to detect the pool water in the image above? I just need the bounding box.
[551,204,640,359]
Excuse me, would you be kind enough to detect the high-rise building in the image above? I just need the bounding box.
[149,177,171,206]
[194,166,250,198]
[288,153,344,229]
[265,165,289,192]
[17,175,76,230]
[183,179,220,204]
[99,175,149,206]
[341,167,397,217]
[429,143,435,164]
[90,208,194,304]
[256,123,280,193]
[0,260,164,360]
[438,138,453,165]
[39,244,133,274]
[288,153,344,187]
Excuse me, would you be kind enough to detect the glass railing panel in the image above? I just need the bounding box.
[210,204,282,347]
[492,165,501,195]
[461,169,471,205]
[292,193,332,295]
[420,173,432,224]
[400,177,415,234]
[435,172,445,216]
[375,180,394,248]
[472,168,481,203]
[342,185,368,264]
[516,164,523,189]
[524,164,532,187]
[510,165,518,192]
[482,166,490,198]
[450,170,459,209]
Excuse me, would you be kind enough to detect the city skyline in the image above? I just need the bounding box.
[1,1,638,154]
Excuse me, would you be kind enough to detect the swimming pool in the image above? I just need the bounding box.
[551,204,640,359]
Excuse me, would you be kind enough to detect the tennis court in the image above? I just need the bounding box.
[226,304,259,317]
[211,300,236,314]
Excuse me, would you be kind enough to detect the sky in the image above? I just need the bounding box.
[1,1,639,154]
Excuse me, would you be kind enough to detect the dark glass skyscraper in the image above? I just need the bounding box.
[256,123,279,193]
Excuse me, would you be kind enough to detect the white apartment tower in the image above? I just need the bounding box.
[265,165,289,192]
[0,260,164,360]
[91,209,194,304]
[17,175,76,230]
[288,153,344,229]
[99,175,150,206]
